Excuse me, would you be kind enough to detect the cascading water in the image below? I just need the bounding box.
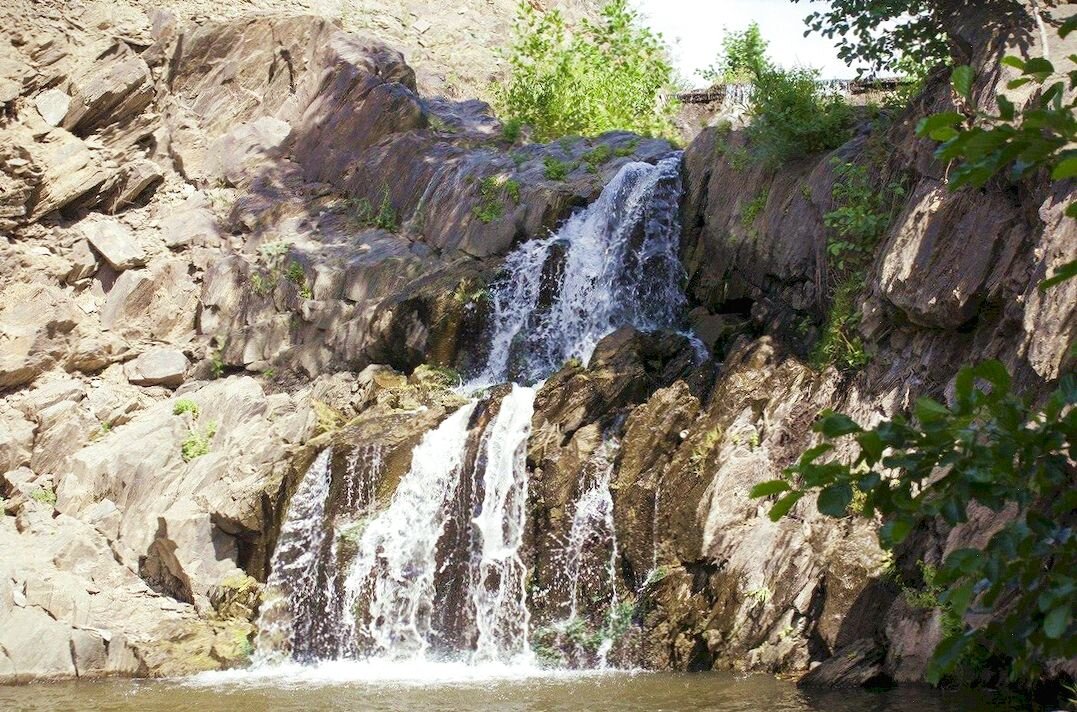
[343,402,479,658]
[258,154,690,672]
[469,154,685,387]
[256,448,334,661]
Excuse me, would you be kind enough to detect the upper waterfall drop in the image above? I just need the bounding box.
[469,154,687,387]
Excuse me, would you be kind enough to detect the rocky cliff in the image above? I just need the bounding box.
[0,0,1072,689]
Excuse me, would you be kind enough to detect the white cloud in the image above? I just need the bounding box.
[632,0,861,85]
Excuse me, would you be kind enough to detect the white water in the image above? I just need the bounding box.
[470,385,537,662]
[255,448,334,661]
[343,403,478,658]
[469,155,686,387]
[563,440,621,622]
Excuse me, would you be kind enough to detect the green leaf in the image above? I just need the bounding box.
[768,491,804,521]
[972,360,1011,393]
[1000,56,1025,71]
[1006,77,1032,90]
[880,517,913,546]
[915,112,963,139]
[856,431,884,465]
[914,397,950,423]
[817,483,853,517]
[942,582,975,617]
[1062,16,1077,39]
[1023,57,1055,78]
[951,65,974,100]
[1051,156,1077,180]
[1067,203,1077,219]
[1039,259,1077,290]
[750,480,791,498]
[927,633,973,684]
[816,411,861,437]
[996,94,1015,121]
[1044,604,1070,639]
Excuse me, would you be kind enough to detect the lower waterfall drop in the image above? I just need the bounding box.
[343,402,479,658]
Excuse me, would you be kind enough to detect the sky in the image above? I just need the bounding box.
[633,0,860,86]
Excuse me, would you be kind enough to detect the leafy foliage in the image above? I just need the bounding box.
[474,175,520,223]
[495,0,678,141]
[811,276,870,373]
[543,156,572,181]
[915,19,1077,288]
[746,66,853,166]
[700,22,770,84]
[792,0,951,76]
[752,362,1076,682]
[824,160,906,272]
[812,160,905,373]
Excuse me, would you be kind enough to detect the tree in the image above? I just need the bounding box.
[700,22,770,84]
[791,0,951,76]
[494,0,678,141]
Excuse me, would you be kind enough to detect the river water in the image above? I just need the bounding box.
[0,665,1021,712]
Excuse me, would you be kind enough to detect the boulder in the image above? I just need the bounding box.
[207,117,293,188]
[80,216,146,270]
[124,349,189,388]
[0,284,80,389]
[63,51,153,135]
[34,88,71,126]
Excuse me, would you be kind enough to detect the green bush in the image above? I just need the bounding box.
[746,65,853,165]
[473,175,521,223]
[752,361,1076,684]
[543,157,572,181]
[495,0,678,141]
[30,486,57,506]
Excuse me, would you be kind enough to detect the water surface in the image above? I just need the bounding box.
[0,663,1022,712]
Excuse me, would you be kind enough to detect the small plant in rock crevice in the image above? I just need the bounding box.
[30,486,57,506]
[582,144,614,173]
[181,422,217,462]
[740,188,769,235]
[473,175,521,224]
[810,158,907,373]
[173,399,200,417]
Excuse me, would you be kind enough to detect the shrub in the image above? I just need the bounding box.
[473,175,520,223]
[543,157,571,181]
[501,118,523,143]
[582,144,614,173]
[741,188,768,228]
[746,65,853,166]
[173,399,200,417]
[495,0,678,141]
[374,189,397,231]
[811,276,869,372]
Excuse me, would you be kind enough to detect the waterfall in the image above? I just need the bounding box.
[343,402,478,658]
[258,153,690,672]
[469,385,537,662]
[469,154,685,387]
[255,448,334,661]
